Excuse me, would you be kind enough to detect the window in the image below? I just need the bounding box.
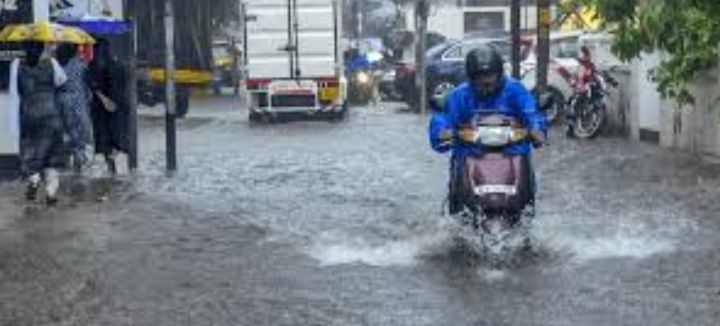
[551,37,580,59]
[464,12,505,34]
[442,45,463,61]
[459,41,512,61]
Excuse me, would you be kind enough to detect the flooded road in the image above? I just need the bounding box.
[2,98,720,325]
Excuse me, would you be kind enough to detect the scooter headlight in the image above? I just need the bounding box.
[476,126,513,146]
[356,72,370,84]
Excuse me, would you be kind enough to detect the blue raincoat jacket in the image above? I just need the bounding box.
[346,53,371,75]
[429,76,547,156]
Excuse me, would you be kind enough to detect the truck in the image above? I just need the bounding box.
[241,0,347,122]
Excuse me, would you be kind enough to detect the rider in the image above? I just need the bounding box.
[345,47,371,76]
[429,44,547,215]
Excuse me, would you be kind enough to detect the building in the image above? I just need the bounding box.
[402,0,559,42]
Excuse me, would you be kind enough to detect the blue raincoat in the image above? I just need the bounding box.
[346,53,371,75]
[429,76,547,156]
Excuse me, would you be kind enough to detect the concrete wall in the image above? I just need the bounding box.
[658,70,720,157]
[615,51,720,158]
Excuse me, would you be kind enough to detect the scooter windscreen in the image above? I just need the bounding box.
[469,115,529,147]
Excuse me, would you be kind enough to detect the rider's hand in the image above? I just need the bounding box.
[439,129,453,146]
[459,127,477,143]
[530,130,545,147]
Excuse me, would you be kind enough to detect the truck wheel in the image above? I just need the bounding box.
[249,111,263,123]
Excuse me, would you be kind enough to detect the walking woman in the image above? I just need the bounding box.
[56,43,93,173]
[88,38,129,174]
[9,42,68,204]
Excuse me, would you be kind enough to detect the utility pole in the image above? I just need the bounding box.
[415,0,429,114]
[351,0,360,41]
[124,0,138,171]
[510,0,521,78]
[536,0,551,94]
[164,0,177,172]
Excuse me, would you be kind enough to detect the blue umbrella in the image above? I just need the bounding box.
[58,20,130,35]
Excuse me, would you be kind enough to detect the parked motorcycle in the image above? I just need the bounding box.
[567,70,619,139]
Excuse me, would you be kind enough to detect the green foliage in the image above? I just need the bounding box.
[573,0,720,104]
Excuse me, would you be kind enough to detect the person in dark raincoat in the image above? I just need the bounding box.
[56,43,93,173]
[9,42,68,204]
[88,38,129,174]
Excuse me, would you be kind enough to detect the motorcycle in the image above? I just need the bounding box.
[567,69,619,139]
[347,69,376,105]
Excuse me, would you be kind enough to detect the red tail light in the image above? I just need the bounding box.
[246,78,271,90]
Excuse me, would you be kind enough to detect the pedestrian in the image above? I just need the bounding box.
[56,43,93,173]
[88,38,129,174]
[8,41,69,204]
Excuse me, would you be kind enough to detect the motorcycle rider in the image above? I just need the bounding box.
[344,47,381,107]
[429,44,547,215]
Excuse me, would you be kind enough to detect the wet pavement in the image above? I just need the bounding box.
[1,96,720,325]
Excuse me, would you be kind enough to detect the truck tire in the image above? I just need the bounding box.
[249,111,263,123]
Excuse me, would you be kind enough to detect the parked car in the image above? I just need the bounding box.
[396,31,586,123]
[395,34,532,109]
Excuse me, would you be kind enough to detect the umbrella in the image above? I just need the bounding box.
[0,21,96,44]
[59,15,131,35]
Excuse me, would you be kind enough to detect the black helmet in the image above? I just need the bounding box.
[466,44,504,79]
[466,44,505,98]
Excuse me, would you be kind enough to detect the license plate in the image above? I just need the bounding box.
[269,80,316,93]
[474,185,517,195]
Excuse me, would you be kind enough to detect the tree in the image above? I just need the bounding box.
[574,0,720,104]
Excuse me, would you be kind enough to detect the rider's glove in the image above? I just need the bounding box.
[438,129,453,146]
[459,127,477,143]
[530,130,546,147]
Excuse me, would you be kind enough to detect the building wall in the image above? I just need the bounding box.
[616,51,720,158]
[404,3,545,42]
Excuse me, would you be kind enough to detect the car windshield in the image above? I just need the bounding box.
[427,41,457,59]
[551,37,580,58]
[460,39,530,61]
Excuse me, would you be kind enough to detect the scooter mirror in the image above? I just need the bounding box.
[430,88,453,113]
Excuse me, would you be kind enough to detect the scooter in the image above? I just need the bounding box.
[453,115,537,267]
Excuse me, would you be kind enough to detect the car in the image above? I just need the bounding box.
[395,34,534,109]
[396,31,585,123]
